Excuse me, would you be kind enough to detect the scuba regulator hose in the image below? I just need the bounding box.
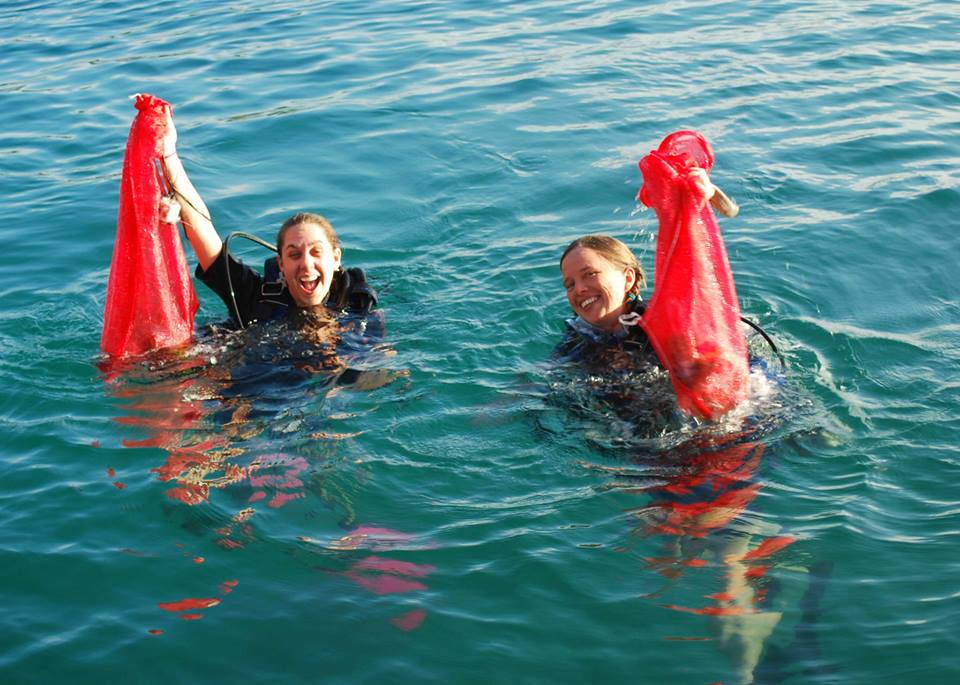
[740,316,786,368]
[222,231,277,329]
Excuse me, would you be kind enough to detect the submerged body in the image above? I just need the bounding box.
[552,296,679,436]
[553,230,788,685]
[552,292,780,437]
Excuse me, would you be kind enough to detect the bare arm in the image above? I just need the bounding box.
[161,111,223,271]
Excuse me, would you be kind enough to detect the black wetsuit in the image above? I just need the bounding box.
[196,248,388,389]
[551,300,677,432]
[196,248,380,331]
[552,301,660,371]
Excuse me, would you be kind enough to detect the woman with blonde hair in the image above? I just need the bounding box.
[555,234,654,368]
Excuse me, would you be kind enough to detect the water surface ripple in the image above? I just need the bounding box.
[1,1,959,683]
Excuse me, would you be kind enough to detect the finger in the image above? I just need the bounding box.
[688,168,715,200]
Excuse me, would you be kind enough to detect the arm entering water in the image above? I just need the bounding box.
[160,109,223,271]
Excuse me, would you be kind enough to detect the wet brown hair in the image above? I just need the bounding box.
[560,235,646,296]
[277,212,340,253]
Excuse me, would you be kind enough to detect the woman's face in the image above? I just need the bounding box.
[277,222,342,308]
[561,246,637,331]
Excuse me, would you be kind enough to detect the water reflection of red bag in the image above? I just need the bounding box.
[101,94,198,358]
[638,131,749,419]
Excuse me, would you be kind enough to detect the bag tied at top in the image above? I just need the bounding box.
[101,94,198,358]
[638,130,749,419]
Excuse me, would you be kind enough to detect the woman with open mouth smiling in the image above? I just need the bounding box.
[159,107,377,330]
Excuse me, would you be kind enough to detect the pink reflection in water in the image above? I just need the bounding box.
[391,609,427,632]
[345,572,427,595]
[351,555,436,577]
[343,553,436,595]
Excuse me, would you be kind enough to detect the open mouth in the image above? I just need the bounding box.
[579,296,598,309]
[298,276,321,295]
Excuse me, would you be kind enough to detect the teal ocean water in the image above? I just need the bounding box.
[2,1,959,683]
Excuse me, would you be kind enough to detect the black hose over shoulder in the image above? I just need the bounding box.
[740,315,786,368]
[223,231,277,329]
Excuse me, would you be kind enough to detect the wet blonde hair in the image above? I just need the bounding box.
[560,235,646,296]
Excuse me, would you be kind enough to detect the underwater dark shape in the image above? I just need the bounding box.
[638,130,749,419]
[101,94,198,358]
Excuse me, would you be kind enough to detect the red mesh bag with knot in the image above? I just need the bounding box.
[638,131,749,419]
[101,94,198,358]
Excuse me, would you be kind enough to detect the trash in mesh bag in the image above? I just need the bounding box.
[637,130,749,420]
[101,94,198,358]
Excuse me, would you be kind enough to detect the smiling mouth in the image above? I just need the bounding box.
[579,296,598,309]
[298,277,321,294]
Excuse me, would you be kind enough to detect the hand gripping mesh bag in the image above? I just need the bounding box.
[638,131,749,419]
[101,94,198,358]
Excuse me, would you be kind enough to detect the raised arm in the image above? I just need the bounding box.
[160,110,223,271]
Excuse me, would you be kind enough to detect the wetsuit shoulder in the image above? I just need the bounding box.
[196,249,298,326]
[552,325,591,361]
[326,267,378,314]
[196,248,265,326]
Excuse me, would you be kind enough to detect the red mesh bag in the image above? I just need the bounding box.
[638,131,749,419]
[101,94,198,358]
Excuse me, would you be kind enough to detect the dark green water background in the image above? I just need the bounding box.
[1,1,958,683]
